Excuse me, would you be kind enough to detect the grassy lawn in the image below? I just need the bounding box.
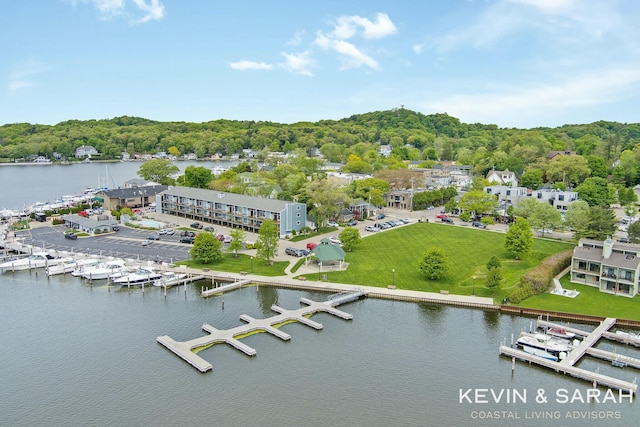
[176,253,288,276]
[517,274,640,320]
[299,222,573,302]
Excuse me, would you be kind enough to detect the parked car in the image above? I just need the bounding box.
[365,225,378,232]
[346,219,358,227]
[327,221,339,227]
[223,236,232,244]
[180,236,194,244]
[285,247,305,257]
[190,222,203,229]
[203,226,215,232]
[147,233,160,240]
[306,242,317,250]
[384,221,396,228]
[436,214,448,219]
[216,234,225,241]
[618,237,631,243]
[537,228,554,234]
[376,214,385,220]
[426,206,434,210]
[159,228,174,235]
[441,217,454,224]
[401,218,411,224]
[141,240,152,246]
[394,220,404,226]
[181,230,196,237]
[329,236,342,245]
[377,222,390,229]
[64,232,77,240]
[472,221,487,229]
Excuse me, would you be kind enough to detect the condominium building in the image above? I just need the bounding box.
[570,238,640,297]
[159,187,306,237]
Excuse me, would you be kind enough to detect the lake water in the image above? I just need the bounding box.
[1,163,639,426]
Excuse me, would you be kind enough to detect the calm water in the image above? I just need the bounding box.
[1,164,639,426]
[0,273,638,427]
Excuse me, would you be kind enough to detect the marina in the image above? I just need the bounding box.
[501,317,639,394]
[157,291,364,372]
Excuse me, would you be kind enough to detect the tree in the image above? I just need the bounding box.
[190,232,223,263]
[586,155,608,179]
[529,202,563,235]
[183,165,212,188]
[628,221,640,243]
[486,267,503,293]
[545,155,590,187]
[504,217,533,259]
[418,247,449,280]
[575,177,612,206]
[227,228,245,257]
[137,159,179,185]
[256,219,278,264]
[585,206,617,240]
[618,188,638,207]
[458,190,497,218]
[513,198,539,219]
[303,178,351,228]
[520,168,543,189]
[486,255,502,271]
[564,200,590,239]
[339,227,361,252]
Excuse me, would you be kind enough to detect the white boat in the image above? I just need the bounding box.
[71,259,103,277]
[521,345,559,361]
[0,252,63,272]
[80,260,127,280]
[112,267,162,285]
[153,271,188,287]
[516,332,572,355]
[47,258,101,276]
[545,327,576,340]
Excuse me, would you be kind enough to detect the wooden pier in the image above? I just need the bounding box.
[501,317,639,395]
[537,318,640,347]
[201,278,252,297]
[157,292,364,373]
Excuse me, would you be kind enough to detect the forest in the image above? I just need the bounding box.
[2,108,640,187]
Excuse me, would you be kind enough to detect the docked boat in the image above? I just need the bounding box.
[80,260,127,280]
[112,267,162,286]
[521,345,559,361]
[545,327,576,340]
[516,332,572,355]
[0,252,64,272]
[153,271,188,287]
[70,259,103,277]
[47,258,101,276]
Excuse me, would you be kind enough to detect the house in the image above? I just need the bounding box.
[570,238,640,297]
[75,145,99,158]
[547,150,577,161]
[484,186,528,206]
[487,169,518,187]
[242,148,257,158]
[530,189,578,212]
[158,187,306,237]
[62,214,119,234]
[385,189,415,210]
[95,185,168,211]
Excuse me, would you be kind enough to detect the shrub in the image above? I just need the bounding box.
[508,283,534,303]
[510,249,573,302]
[481,216,495,225]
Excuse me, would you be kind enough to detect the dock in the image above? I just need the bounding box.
[501,317,639,395]
[201,278,252,297]
[537,317,640,347]
[157,291,365,373]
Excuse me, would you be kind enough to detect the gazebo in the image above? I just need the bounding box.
[307,238,346,272]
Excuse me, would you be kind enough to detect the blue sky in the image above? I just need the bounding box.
[2,0,639,128]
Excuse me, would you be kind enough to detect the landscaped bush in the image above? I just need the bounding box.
[509,249,573,302]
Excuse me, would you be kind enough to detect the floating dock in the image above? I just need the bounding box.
[157,290,366,372]
[201,278,252,297]
[501,317,638,394]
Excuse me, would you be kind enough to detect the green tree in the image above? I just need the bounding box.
[586,155,608,179]
[545,155,590,187]
[618,188,638,207]
[339,227,361,252]
[564,200,590,240]
[486,255,502,271]
[529,202,563,235]
[137,159,179,185]
[513,198,539,219]
[227,228,245,257]
[486,267,503,293]
[628,221,640,243]
[585,206,617,240]
[418,247,449,280]
[256,219,278,264]
[575,177,612,206]
[520,169,543,189]
[303,178,351,227]
[190,232,223,263]
[504,217,533,259]
[183,165,212,188]
[458,190,497,218]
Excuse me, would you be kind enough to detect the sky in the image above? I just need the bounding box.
[1,0,639,129]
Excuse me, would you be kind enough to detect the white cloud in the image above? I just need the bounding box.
[8,58,49,93]
[279,51,314,76]
[331,13,397,40]
[132,0,165,23]
[421,67,640,126]
[229,61,274,71]
[68,0,164,23]
[287,30,306,46]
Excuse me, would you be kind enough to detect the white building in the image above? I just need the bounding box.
[75,145,98,158]
[530,189,578,212]
[487,169,518,187]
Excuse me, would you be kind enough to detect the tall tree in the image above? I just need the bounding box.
[190,232,223,263]
[628,221,640,243]
[458,190,498,218]
[137,159,179,185]
[256,219,278,264]
[182,165,212,188]
[585,206,617,240]
[227,228,245,257]
[418,247,449,280]
[529,202,563,235]
[504,217,533,259]
[339,227,361,252]
[564,200,590,240]
[545,155,590,187]
[520,168,543,190]
[303,178,351,227]
[575,177,613,206]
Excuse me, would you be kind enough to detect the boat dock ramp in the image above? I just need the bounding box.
[157,290,365,373]
[201,278,252,297]
[500,317,639,394]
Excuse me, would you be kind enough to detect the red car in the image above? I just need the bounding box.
[306,242,317,250]
[436,214,448,219]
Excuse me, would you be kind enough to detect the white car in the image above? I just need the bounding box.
[364,225,378,232]
[159,228,175,235]
[327,221,339,227]
[537,228,554,234]
[329,236,342,245]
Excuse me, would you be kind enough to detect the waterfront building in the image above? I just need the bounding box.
[75,145,99,158]
[158,187,306,237]
[96,185,168,211]
[62,214,119,234]
[570,237,640,297]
